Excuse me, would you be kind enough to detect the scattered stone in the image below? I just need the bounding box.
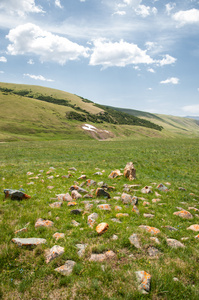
[71,220,80,227]
[195,234,199,239]
[35,218,54,228]
[76,244,88,257]
[83,194,93,199]
[155,191,161,197]
[88,213,98,228]
[143,201,150,206]
[96,222,109,234]
[173,210,193,219]
[45,245,64,263]
[188,207,199,212]
[139,225,160,235]
[152,198,161,203]
[181,237,189,241]
[108,170,122,179]
[113,196,121,201]
[116,213,129,218]
[12,238,46,247]
[147,246,161,257]
[69,185,88,194]
[150,237,160,244]
[96,188,110,198]
[97,204,111,211]
[78,175,87,180]
[70,209,82,215]
[69,167,77,171]
[132,205,140,215]
[157,183,168,192]
[166,238,185,248]
[112,234,118,240]
[123,162,136,180]
[141,186,152,194]
[135,271,152,294]
[111,218,122,223]
[47,186,54,190]
[163,225,178,231]
[89,250,115,262]
[67,201,77,206]
[115,206,122,211]
[4,189,31,200]
[14,227,28,234]
[85,203,93,210]
[94,172,103,175]
[121,193,137,205]
[173,277,179,282]
[55,260,76,275]
[53,232,65,240]
[187,224,199,232]
[86,179,96,186]
[49,201,62,208]
[71,190,82,200]
[178,187,186,191]
[129,233,141,249]
[143,213,154,218]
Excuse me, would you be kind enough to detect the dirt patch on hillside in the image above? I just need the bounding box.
[81,124,115,140]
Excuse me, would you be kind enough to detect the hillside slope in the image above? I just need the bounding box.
[0,82,199,141]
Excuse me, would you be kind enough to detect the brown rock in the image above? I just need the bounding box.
[135,271,152,294]
[141,186,152,194]
[173,210,193,219]
[124,162,136,180]
[49,201,62,208]
[55,260,76,275]
[71,190,82,200]
[108,169,122,179]
[96,188,110,198]
[35,218,54,228]
[97,204,111,211]
[187,224,199,231]
[53,232,65,240]
[96,222,109,234]
[45,245,64,263]
[139,225,160,235]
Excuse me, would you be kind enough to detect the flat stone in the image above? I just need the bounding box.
[187,224,199,231]
[147,246,161,257]
[76,244,88,257]
[152,198,161,203]
[143,213,154,218]
[49,201,62,208]
[157,183,168,192]
[12,238,46,247]
[89,250,115,262]
[78,175,87,180]
[195,234,199,239]
[45,245,64,263]
[97,204,111,211]
[143,201,150,206]
[135,271,152,294]
[71,190,82,200]
[67,201,77,206]
[150,237,160,244]
[173,210,193,219]
[86,179,96,186]
[69,185,88,194]
[163,225,178,231]
[4,189,31,200]
[96,222,109,234]
[85,203,93,210]
[115,206,122,211]
[141,186,152,194]
[88,212,98,228]
[60,193,73,202]
[111,218,122,223]
[55,260,76,275]
[129,233,141,249]
[35,218,54,228]
[14,227,28,234]
[71,220,80,227]
[116,213,129,218]
[121,193,137,205]
[166,238,185,248]
[53,232,65,240]
[139,225,160,235]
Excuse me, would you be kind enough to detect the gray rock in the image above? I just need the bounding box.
[12,238,46,247]
[147,246,160,257]
[166,238,185,248]
[129,234,141,249]
[45,245,64,263]
[135,271,152,294]
[55,260,76,275]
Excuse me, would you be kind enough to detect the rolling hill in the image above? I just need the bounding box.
[0,82,199,141]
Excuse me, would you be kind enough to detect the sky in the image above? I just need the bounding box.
[0,0,199,116]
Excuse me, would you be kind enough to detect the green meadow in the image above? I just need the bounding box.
[0,138,199,299]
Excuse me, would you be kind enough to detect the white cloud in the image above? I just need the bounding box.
[24,73,54,82]
[165,3,176,16]
[89,39,154,68]
[135,5,157,18]
[0,0,44,16]
[173,9,199,26]
[27,59,34,65]
[160,77,179,84]
[148,68,155,73]
[55,0,63,9]
[123,0,141,7]
[0,71,4,74]
[0,56,7,63]
[158,54,177,66]
[6,23,89,65]
[182,104,199,114]
[113,11,126,16]
[145,41,156,50]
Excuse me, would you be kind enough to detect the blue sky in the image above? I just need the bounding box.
[0,0,199,116]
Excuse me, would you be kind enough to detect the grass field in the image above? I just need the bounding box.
[0,138,199,299]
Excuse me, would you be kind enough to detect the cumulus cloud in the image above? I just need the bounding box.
[173,9,199,26]
[55,0,63,9]
[0,56,7,63]
[6,23,89,65]
[135,5,157,18]
[160,77,179,84]
[182,104,199,114]
[113,11,126,16]
[148,68,155,73]
[165,3,176,16]
[24,73,54,82]
[158,54,177,66]
[89,38,154,68]
[0,0,44,16]
[27,59,34,65]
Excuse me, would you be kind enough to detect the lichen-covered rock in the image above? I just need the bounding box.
[54,260,76,275]
[69,185,88,194]
[53,232,65,240]
[108,170,122,179]
[121,193,137,205]
[76,244,88,257]
[86,179,96,186]
[135,271,152,294]
[116,213,129,218]
[157,183,168,192]
[132,205,140,215]
[49,201,62,208]
[56,193,72,202]
[97,204,111,211]
[35,218,54,228]
[166,238,185,248]
[87,212,98,228]
[89,250,115,262]
[187,224,199,231]
[12,238,46,247]
[129,233,141,249]
[143,213,154,218]
[96,222,109,234]
[141,186,152,194]
[147,246,161,257]
[71,190,82,200]
[45,245,64,263]
[67,201,77,206]
[173,210,193,219]
[115,206,122,211]
[96,188,110,198]
[124,162,136,180]
[139,225,160,235]
[4,189,31,200]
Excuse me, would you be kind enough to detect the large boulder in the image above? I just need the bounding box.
[124,162,136,180]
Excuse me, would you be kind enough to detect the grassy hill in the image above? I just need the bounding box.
[0,82,199,141]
